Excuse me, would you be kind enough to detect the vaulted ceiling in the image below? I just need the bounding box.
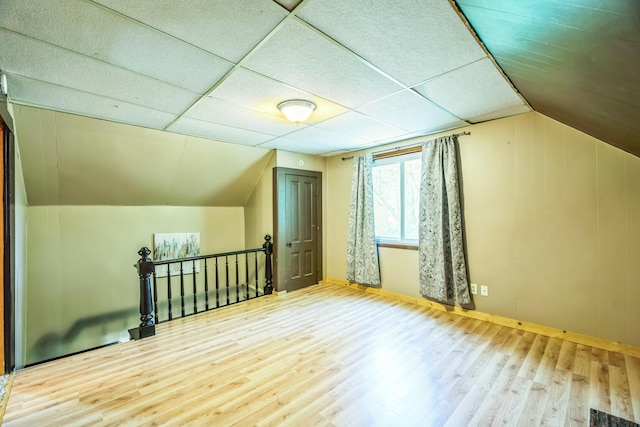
[457,0,640,158]
[13,105,275,206]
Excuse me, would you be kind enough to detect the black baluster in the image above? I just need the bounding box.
[263,235,274,295]
[167,264,173,321]
[180,262,185,318]
[244,253,249,300]
[129,247,156,340]
[225,256,230,306]
[204,259,209,311]
[254,251,259,298]
[152,272,158,324]
[215,257,220,308]
[192,260,197,314]
[235,254,240,303]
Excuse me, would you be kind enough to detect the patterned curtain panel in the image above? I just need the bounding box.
[418,136,471,305]
[346,153,381,286]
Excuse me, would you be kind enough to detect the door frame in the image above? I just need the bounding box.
[273,167,323,292]
[2,119,14,373]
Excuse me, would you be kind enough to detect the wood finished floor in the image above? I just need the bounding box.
[4,283,640,426]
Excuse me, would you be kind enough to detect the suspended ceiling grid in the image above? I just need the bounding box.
[0,0,530,157]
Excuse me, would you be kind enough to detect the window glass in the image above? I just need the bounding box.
[372,153,421,245]
[372,162,401,239]
[404,158,421,240]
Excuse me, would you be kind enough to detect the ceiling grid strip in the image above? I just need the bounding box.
[162,0,315,131]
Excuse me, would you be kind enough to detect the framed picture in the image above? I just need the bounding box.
[153,233,200,277]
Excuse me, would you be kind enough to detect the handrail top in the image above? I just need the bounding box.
[152,246,266,266]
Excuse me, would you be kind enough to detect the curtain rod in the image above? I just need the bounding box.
[341,131,471,161]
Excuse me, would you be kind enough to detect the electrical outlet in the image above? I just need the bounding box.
[470,283,477,295]
[480,285,488,297]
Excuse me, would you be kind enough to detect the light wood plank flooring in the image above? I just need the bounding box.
[4,283,640,426]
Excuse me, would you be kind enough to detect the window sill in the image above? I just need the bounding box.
[376,242,418,251]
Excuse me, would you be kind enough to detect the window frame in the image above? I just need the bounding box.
[372,151,421,249]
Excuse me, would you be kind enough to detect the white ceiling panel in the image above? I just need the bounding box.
[167,117,274,146]
[0,30,199,115]
[243,19,403,108]
[258,134,348,155]
[264,125,366,151]
[414,58,530,120]
[0,0,232,94]
[468,104,532,124]
[356,90,468,133]
[297,0,487,87]
[93,0,288,63]
[8,75,176,130]
[185,97,301,136]
[208,68,349,123]
[273,0,304,12]
[257,138,330,155]
[315,112,407,142]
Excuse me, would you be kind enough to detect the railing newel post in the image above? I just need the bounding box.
[129,247,156,340]
[263,235,274,295]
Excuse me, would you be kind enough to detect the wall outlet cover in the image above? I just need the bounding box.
[480,285,488,296]
[470,283,477,294]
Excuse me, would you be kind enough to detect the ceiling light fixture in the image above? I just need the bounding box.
[277,99,316,124]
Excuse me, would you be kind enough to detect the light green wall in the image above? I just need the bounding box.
[26,205,245,365]
[244,149,328,281]
[326,112,640,347]
[15,139,28,368]
[276,150,326,172]
[244,152,276,250]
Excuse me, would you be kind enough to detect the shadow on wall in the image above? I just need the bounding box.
[29,307,139,365]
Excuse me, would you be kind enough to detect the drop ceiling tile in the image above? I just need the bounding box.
[291,126,367,147]
[297,0,487,87]
[0,0,232,94]
[273,0,303,12]
[414,58,528,121]
[167,117,274,146]
[185,97,300,136]
[255,138,332,155]
[8,75,176,129]
[209,68,349,123]
[260,126,364,153]
[315,111,407,142]
[468,104,532,124]
[93,0,287,62]
[243,19,403,108]
[356,90,467,133]
[0,30,200,115]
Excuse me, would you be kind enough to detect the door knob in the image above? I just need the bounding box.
[286,242,292,247]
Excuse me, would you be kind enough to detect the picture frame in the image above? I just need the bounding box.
[153,232,200,277]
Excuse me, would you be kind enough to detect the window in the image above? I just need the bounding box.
[372,153,421,246]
